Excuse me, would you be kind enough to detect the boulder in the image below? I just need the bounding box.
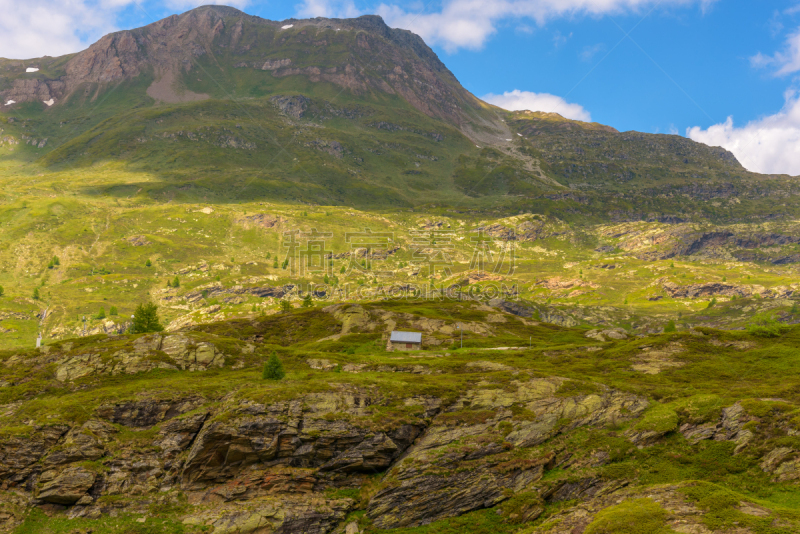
[36,466,96,505]
[96,397,205,428]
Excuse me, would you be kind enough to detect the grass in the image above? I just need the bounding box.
[583,498,677,534]
[14,508,207,534]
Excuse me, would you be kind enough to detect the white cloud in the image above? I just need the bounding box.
[378,0,715,52]
[687,89,800,176]
[482,90,592,121]
[296,0,361,18]
[0,0,124,58]
[751,28,800,76]
[580,43,606,62]
[166,0,250,9]
[0,0,255,60]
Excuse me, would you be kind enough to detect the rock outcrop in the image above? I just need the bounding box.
[366,377,648,528]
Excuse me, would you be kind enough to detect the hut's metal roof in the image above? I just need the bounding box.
[390,331,422,343]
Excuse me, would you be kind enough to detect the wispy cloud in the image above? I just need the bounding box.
[482,89,592,121]
[295,0,361,18]
[378,0,716,53]
[580,43,606,62]
[751,28,800,76]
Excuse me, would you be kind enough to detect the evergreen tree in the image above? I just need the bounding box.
[130,302,164,334]
[262,352,285,380]
[172,276,180,288]
[145,259,152,267]
[96,308,106,320]
[0,285,4,297]
[664,320,676,333]
[110,306,118,316]
[302,294,313,308]
[53,256,60,266]
[280,300,292,312]
[32,287,40,300]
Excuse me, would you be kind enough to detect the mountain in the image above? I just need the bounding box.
[0,7,798,352]
[2,5,796,214]
[1,6,486,124]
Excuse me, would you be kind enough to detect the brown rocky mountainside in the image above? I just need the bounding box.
[0,6,489,125]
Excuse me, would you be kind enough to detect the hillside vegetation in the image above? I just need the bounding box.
[1,6,800,532]
[2,303,800,533]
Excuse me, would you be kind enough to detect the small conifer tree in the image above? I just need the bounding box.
[172,276,180,288]
[110,306,118,316]
[145,259,152,267]
[302,294,313,308]
[33,287,40,300]
[664,320,676,333]
[262,352,285,380]
[96,308,106,320]
[130,302,164,334]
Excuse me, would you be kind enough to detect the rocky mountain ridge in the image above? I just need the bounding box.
[1,6,484,126]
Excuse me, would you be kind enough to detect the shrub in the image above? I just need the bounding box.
[280,300,292,312]
[664,320,676,333]
[585,498,672,534]
[145,259,152,267]
[301,294,313,308]
[747,313,789,338]
[130,302,164,334]
[172,276,180,288]
[109,306,118,316]
[262,352,285,380]
[707,298,717,309]
[32,287,40,300]
[96,308,106,320]
[0,285,4,297]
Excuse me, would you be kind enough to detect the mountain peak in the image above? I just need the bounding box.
[0,5,476,123]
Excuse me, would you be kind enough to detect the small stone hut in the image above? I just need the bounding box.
[388,331,422,351]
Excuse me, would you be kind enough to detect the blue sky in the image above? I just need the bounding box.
[2,0,800,175]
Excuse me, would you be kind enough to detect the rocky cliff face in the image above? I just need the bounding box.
[3,308,800,533]
[0,6,482,125]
